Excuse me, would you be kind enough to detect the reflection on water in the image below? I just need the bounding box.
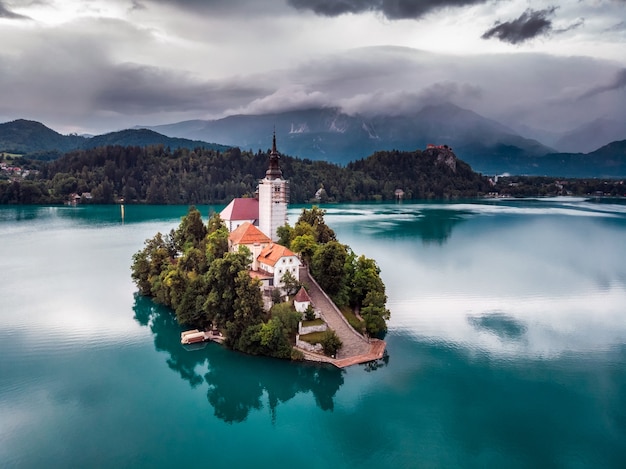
[323,198,626,361]
[133,294,345,423]
[1,200,625,467]
[467,312,527,341]
[320,205,470,243]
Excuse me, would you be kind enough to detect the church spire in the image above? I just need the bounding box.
[272,129,277,154]
[266,129,282,179]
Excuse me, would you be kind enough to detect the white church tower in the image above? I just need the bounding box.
[258,132,289,241]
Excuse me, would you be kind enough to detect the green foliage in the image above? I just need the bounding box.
[302,318,324,327]
[4,142,624,205]
[281,270,301,297]
[205,226,229,263]
[320,330,343,357]
[304,304,316,321]
[311,241,349,305]
[290,233,318,266]
[297,206,336,243]
[227,271,266,349]
[270,302,301,336]
[270,288,283,306]
[350,255,385,310]
[361,290,390,337]
[129,205,303,360]
[175,206,207,250]
[276,223,293,247]
[203,251,251,327]
[339,306,365,334]
[130,232,172,296]
[289,204,391,336]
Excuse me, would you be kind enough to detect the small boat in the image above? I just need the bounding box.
[181,329,207,345]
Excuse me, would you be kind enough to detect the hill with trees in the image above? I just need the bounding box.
[0,144,492,204]
[0,119,229,160]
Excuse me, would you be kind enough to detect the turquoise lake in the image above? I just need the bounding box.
[1,199,625,468]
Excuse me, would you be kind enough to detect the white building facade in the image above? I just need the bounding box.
[258,133,288,242]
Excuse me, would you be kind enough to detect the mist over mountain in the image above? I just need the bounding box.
[142,103,555,173]
[554,118,626,154]
[3,108,625,177]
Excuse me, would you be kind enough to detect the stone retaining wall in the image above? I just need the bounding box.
[296,335,323,353]
[298,321,328,335]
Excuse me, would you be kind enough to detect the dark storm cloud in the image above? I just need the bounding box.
[144,0,286,15]
[554,17,584,34]
[482,7,557,44]
[286,0,490,20]
[93,63,268,113]
[0,1,30,19]
[577,68,626,100]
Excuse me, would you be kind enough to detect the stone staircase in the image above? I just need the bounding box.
[298,266,385,366]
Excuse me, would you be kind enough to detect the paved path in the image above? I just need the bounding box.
[298,266,386,368]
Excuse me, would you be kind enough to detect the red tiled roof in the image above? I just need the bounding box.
[249,269,274,280]
[293,287,311,303]
[229,222,271,246]
[257,243,297,267]
[220,198,259,222]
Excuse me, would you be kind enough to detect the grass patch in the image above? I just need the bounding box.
[298,331,326,344]
[340,306,364,333]
[302,318,324,327]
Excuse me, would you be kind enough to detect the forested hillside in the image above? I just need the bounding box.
[0,144,492,204]
[0,119,229,159]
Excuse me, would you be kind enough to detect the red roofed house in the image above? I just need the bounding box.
[220,197,259,232]
[228,221,271,271]
[227,221,300,293]
[293,286,313,313]
[256,243,300,290]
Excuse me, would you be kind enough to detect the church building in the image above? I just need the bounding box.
[221,134,300,298]
[220,132,289,242]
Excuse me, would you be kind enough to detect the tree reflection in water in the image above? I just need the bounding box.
[133,294,345,423]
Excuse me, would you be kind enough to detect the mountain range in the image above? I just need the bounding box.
[0,119,229,159]
[143,104,554,170]
[140,104,625,176]
[1,103,625,177]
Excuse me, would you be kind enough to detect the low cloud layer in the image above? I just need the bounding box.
[577,68,626,101]
[0,1,29,19]
[287,0,489,20]
[339,82,483,116]
[0,0,625,136]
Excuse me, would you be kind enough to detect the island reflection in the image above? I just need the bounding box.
[327,205,470,244]
[133,294,345,423]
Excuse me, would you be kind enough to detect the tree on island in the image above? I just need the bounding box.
[283,206,390,337]
[131,206,305,360]
[131,205,389,361]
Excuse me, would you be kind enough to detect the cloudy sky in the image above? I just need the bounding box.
[1,0,625,136]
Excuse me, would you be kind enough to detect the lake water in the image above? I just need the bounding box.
[1,199,625,468]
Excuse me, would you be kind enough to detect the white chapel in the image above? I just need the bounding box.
[220,132,289,242]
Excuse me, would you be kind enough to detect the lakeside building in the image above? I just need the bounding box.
[222,134,300,297]
[220,132,288,242]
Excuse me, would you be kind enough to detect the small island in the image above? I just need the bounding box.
[131,134,388,366]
